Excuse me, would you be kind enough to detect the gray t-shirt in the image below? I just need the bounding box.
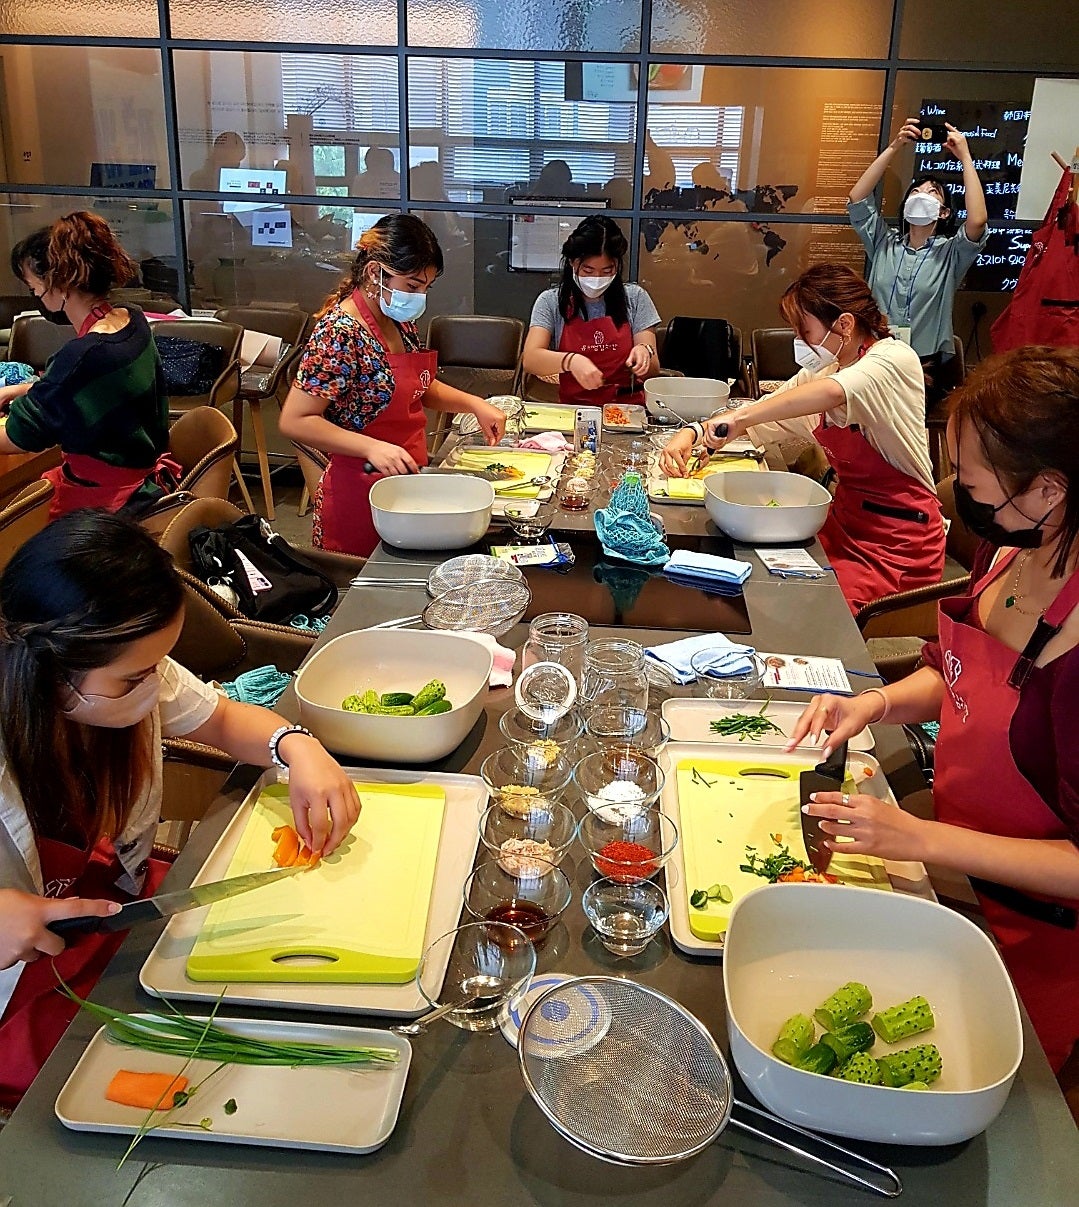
[847,195,988,359]
[529,283,661,349]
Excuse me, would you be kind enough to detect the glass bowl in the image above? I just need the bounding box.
[462,857,572,944]
[498,706,585,756]
[583,706,671,757]
[582,877,670,956]
[478,800,579,869]
[415,922,536,1032]
[690,651,766,700]
[572,747,665,820]
[577,805,679,885]
[480,745,574,817]
[504,503,554,543]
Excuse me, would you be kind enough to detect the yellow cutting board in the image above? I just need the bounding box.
[450,447,554,497]
[523,403,577,433]
[651,458,762,502]
[676,757,891,943]
[186,782,445,984]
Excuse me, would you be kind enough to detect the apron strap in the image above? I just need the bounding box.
[351,289,394,357]
[1008,561,1079,689]
[970,876,1078,930]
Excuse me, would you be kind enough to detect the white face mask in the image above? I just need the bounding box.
[574,272,615,299]
[792,336,837,373]
[62,669,162,729]
[903,192,942,226]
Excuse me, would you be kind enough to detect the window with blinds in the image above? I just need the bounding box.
[648,104,744,190]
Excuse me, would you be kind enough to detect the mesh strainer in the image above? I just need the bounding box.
[517,977,901,1198]
[421,579,532,637]
[351,555,525,596]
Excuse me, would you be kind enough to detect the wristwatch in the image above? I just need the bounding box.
[268,724,313,770]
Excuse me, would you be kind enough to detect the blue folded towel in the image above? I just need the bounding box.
[644,633,756,686]
[663,549,753,586]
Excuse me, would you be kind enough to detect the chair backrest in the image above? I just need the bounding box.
[168,406,239,500]
[0,295,29,334]
[937,474,980,571]
[150,318,243,413]
[427,315,524,399]
[290,440,329,503]
[214,305,309,347]
[0,480,54,573]
[158,495,248,577]
[662,317,742,382]
[751,328,799,388]
[171,571,249,677]
[8,314,76,371]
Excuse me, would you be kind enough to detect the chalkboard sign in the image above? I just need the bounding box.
[913,100,1031,293]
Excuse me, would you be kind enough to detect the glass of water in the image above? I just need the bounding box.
[582,878,670,957]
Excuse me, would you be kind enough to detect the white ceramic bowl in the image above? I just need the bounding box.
[723,884,1023,1146]
[704,470,831,544]
[369,474,495,551]
[294,629,493,763]
[644,376,730,422]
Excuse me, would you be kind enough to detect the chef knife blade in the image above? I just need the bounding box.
[798,739,849,874]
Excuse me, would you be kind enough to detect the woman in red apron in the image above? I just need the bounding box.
[791,346,1079,1075]
[661,264,945,612]
[1,212,178,518]
[0,511,361,1107]
[280,215,507,557]
[522,215,661,407]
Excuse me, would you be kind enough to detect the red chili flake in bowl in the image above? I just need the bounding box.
[595,840,658,882]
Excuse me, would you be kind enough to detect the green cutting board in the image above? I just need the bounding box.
[523,403,577,434]
[186,782,445,984]
[676,757,891,943]
[650,458,762,502]
[451,447,554,497]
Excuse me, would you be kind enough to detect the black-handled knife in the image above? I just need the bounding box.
[798,739,849,874]
[47,866,302,938]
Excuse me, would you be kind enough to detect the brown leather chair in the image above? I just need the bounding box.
[167,406,239,502]
[749,328,799,397]
[0,480,54,573]
[109,287,181,313]
[7,314,75,371]
[926,336,965,480]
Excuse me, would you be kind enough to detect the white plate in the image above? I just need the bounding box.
[659,743,934,959]
[661,698,874,752]
[56,1016,411,1154]
[140,767,484,1017]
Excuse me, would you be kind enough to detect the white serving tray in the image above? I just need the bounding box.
[661,697,874,752]
[56,1016,411,1154]
[659,743,934,960]
[140,767,485,1016]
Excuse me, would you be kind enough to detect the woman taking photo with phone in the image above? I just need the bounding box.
[279,214,506,557]
[522,215,661,406]
[848,117,989,405]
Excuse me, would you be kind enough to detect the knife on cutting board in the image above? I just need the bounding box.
[47,866,303,938]
[798,740,848,874]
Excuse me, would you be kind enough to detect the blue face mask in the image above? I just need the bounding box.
[378,267,427,323]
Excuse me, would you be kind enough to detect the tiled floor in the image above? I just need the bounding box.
[238,463,315,548]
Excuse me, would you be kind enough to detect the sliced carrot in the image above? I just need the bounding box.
[272,825,301,868]
[106,1070,189,1111]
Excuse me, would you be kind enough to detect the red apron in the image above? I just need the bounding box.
[934,551,1079,1072]
[0,836,169,1108]
[557,313,633,407]
[314,291,437,557]
[814,417,945,613]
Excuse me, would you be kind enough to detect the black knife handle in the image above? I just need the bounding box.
[47,914,109,938]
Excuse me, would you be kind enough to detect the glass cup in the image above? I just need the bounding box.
[582,878,670,957]
[690,651,766,700]
[580,638,650,714]
[504,502,554,543]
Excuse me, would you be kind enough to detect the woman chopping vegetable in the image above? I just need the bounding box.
[661,264,946,612]
[794,346,1079,1076]
[0,213,178,519]
[279,215,506,557]
[521,215,661,406]
[0,512,361,1107]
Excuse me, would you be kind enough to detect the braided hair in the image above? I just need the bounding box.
[317,214,443,317]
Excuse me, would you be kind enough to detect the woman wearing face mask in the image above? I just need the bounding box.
[848,118,989,406]
[522,215,661,406]
[0,213,177,519]
[279,214,506,557]
[792,346,1079,1077]
[0,510,362,1107]
[661,264,945,612]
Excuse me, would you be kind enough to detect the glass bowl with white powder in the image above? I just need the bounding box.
[571,747,665,823]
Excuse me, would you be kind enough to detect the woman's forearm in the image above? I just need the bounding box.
[422,378,481,414]
[522,343,568,378]
[959,154,988,239]
[868,666,946,726]
[919,823,1079,900]
[729,376,846,431]
[850,144,898,204]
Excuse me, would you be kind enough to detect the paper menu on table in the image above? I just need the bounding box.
[754,547,830,579]
[757,653,853,695]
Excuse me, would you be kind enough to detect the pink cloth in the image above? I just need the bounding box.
[519,432,572,453]
[456,632,516,687]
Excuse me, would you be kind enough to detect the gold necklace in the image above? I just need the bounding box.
[1003,550,1044,617]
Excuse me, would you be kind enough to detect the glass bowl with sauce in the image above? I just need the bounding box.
[462,857,572,945]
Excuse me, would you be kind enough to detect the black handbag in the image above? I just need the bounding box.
[662,317,741,382]
[188,516,337,624]
[155,336,225,397]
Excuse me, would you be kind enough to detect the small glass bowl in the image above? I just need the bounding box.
[572,747,665,818]
[582,877,670,957]
[690,651,766,700]
[478,801,579,869]
[480,745,574,817]
[462,857,572,944]
[498,707,585,755]
[415,922,536,1032]
[583,706,671,758]
[576,806,679,885]
[504,503,554,543]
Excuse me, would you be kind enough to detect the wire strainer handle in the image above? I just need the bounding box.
[729,1102,902,1199]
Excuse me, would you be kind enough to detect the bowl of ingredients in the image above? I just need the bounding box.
[295,628,492,763]
[644,376,730,423]
[370,474,495,551]
[723,884,1023,1145]
[480,746,574,817]
[690,651,766,701]
[703,470,832,545]
[498,707,585,757]
[583,706,671,757]
[462,857,573,945]
[479,801,579,871]
[416,922,536,1033]
[572,747,666,820]
[582,878,670,957]
[577,805,679,885]
[504,503,554,543]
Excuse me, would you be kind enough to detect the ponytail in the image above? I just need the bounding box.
[318,214,443,317]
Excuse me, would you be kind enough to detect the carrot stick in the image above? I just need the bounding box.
[272,826,301,868]
[106,1070,189,1111]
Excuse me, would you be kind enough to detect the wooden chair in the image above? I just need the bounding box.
[168,406,239,502]
[7,314,75,371]
[0,480,54,573]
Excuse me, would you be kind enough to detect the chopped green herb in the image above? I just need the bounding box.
[223,1098,238,1116]
[690,766,717,789]
[708,698,785,742]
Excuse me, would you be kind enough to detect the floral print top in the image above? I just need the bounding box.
[295,303,421,433]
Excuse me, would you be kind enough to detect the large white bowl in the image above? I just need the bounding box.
[644,376,730,422]
[370,474,495,551]
[295,629,493,764]
[704,470,831,544]
[723,884,1023,1146]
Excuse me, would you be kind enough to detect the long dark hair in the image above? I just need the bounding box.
[900,175,958,239]
[319,213,443,317]
[557,215,629,329]
[779,264,891,342]
[11,211,138,297]
[950,346,1079,578]
[0,511,185,844]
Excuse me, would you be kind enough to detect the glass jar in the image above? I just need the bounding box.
[523,612,589,685]
[580,638,650,715]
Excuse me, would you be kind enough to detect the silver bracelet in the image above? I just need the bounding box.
[269,724,313,770]
[860,688,890,723]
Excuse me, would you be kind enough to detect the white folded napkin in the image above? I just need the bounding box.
[663,549,753,584]
[644,632,756,686]
[519,431,572,452]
